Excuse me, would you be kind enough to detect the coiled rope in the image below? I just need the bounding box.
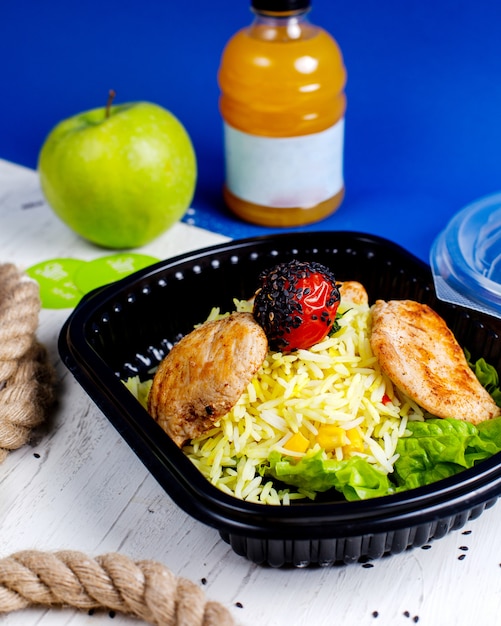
[0,264,236,625]
[0,550,235,625]
[0,263,56,462]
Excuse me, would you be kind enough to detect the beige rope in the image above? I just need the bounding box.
[0,550,236,625]
[0,263,56,462]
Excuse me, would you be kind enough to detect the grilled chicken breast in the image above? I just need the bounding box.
[370,299,500,424]
[148,312,268,446]
[338,281,369,306]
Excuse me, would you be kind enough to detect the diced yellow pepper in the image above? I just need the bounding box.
[283,431,310,453]
[343,428,364,454]
[316,425,347,451]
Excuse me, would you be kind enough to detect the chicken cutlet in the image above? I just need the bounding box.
[338,281,369,306]
[148,311,268,447]
[370,299,500,424]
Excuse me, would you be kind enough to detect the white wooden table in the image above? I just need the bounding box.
[1,158,501,626]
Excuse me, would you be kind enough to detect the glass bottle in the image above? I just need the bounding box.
[218,0,347,227]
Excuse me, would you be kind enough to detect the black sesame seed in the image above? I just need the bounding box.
[201,577,207,585]
[372,610,379,618]
[235,602,244,608]
[458,554,466,561]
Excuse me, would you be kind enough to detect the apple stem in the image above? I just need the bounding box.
[106,90,116,118]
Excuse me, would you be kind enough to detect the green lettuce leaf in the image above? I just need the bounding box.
[469,355,501,407]
[261,451,394,501]
[393,417,501,490]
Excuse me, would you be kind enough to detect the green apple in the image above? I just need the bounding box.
[38,95,197,249]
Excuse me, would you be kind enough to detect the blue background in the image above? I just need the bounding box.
[2,0,501,262]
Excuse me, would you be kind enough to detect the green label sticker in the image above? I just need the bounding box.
[73,253,159,294]
[27,254,160,309]
[26,258,87,309]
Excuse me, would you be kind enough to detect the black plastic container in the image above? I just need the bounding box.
[59,232,501,567]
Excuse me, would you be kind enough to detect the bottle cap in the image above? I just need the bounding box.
[251,0,311,12]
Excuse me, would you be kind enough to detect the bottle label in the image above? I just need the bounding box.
[223,119,345,208]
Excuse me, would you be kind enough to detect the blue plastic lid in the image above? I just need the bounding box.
[430,192,501,319]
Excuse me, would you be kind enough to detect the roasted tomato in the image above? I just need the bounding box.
[253,260,340,352]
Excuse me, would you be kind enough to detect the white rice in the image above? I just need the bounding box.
[125,298,425,505]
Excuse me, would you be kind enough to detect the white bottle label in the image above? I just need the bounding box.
[223,118,344,209]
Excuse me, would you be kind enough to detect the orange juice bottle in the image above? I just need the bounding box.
[218,0,347,227]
